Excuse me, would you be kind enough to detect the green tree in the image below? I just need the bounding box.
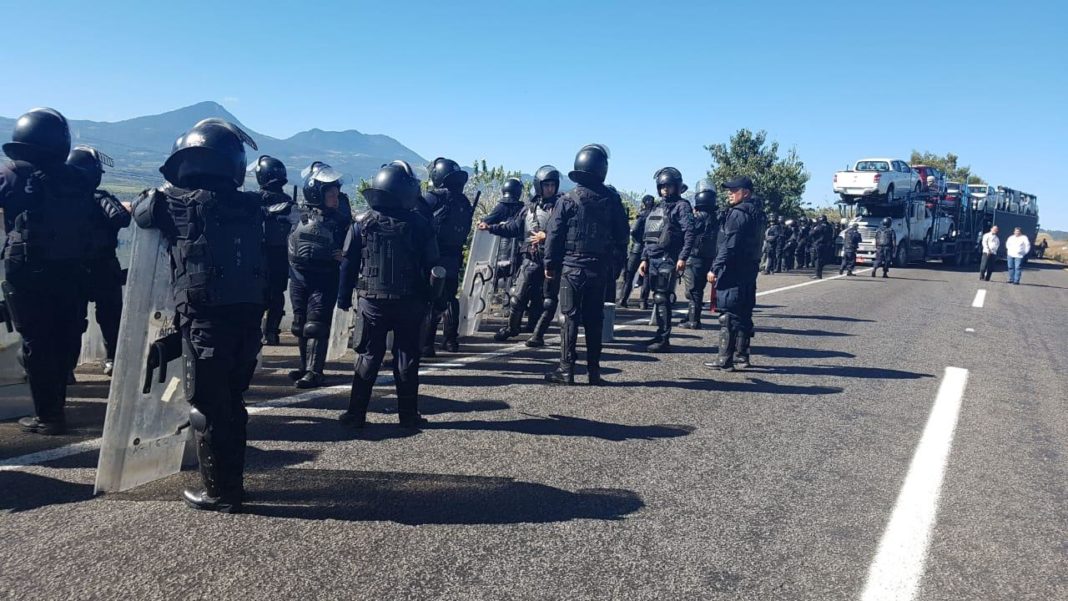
[706,129,810,219]
[909,151,984,184]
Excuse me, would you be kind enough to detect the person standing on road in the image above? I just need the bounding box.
[680,180,718,330]
[979,225,1000,282]
[618,195,655,309]
[704,176,762,371]
[839,222,862,276]
[250,155,297,347]
[794,217,810,269]
[809,215,832,279]
[761,215,782,275]
[780,219,797,272]
[1005,227,1030,285]
[543,143,628,385]
[638,167,694,353]
[336,161,441,429]
[872,217,895,278]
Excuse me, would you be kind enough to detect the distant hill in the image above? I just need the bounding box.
[1040,229,1067,240]
[0,101,426,196]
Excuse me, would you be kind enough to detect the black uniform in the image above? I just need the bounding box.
[809,219,833,279]
[762,221,782,275]
[641,196,694,350]
[781,224,798,271]
[417,185,473,354]
[258,186,296,344]
[873,223,896,277]
[487,193,560,345]
[544,182,628,384]
[287,196,351,388]
[337,204,439,427]
[839,227,862,275]
[794,221,811,268]
[602,185,630,303]
[681,200,718,329]
[618,197,654,308]
[709,189,764,371]
[1,150,93,432]
[483,191,523,292]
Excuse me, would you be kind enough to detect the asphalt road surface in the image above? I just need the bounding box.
[2,259,1066,600]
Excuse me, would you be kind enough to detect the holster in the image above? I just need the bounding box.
[142,330,184,394]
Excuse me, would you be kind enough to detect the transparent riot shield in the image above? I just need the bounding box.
[326,305,356,362]
[0,239,31,420]
[458,229,501,338]
[95,226,191,493]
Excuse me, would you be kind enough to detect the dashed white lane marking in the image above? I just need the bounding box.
[860,366,969,601]
[965,328,975,333]
[2,270,857,472]
[971,289,986,308]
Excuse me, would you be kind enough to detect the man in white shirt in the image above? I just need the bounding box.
[1005,227,1031,285]
[979,225,999,282]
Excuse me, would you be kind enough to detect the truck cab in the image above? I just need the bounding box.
[842,197,931,266]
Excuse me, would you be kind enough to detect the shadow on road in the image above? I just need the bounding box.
[429,414,695,442]
[755,365,934,380]
[0,471,94,512]
[109,467,644,525]
[645,378,844,396]
[751,346,856,359]
[758,314,875,323]
[756,327,853,337]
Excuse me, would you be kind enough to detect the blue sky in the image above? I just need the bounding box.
[6,0,1066,228]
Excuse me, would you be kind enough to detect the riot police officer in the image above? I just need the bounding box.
[809,215,833,279]
[479,166,561,346]
[839,222,862,276]
[781,219,797,272]
[250,155,297,346]
[680,180,718,329]
[794,217,810,269]
[638,167,694,353]
[773,215,787,273]
[543,144,628,385]
[418,157,473,355]
[872,217,896,278]
[603,184,630,303]
[481,177,524,305]
[287,162,352,389]
[67,145,130,377]
[618,195,654,309]
[0,108,93,435]
[704,176,763,371]
[337,161,441,428]
[762,214,782,275]
[133,118,265,512]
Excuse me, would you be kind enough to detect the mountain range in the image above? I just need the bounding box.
[0,101,427,195]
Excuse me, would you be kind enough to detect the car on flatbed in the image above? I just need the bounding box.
[833,158,920,204]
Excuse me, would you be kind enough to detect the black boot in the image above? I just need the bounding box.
[296,338,327,389]
[183,431,241,513]
[545,364,575,385]
[18,416,67,436]
[340,376,373,427]
[705,314,737,371]
[525,335,545,348]
[421,312,439,357]
[736,333,752,370]
[680,304,702,329]
[289,337,308,381]
[398,395,428,428]
[588,366,608,386]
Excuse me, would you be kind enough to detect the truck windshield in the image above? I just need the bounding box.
[857,205,904,218]
[855,161,890,172]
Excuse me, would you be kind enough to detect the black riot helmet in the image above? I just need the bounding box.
[160,118,257,190]
[301,161,344,208]
[655,167,684,196]
[66,145,113,189]
[250,155,288,188]
[641,194,656,210]
[362,160,421,210]
[819,214,829,224]
[882,217,892,227]
[501,177,523,203]
[568,143,610,186]
[533,164,561,198]
[3,107,72,164]
[693,179,717,210]
[428,157,468,190]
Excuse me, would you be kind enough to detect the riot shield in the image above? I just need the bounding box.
[326,305,356,362]
[458,228,501,338]
[0,245,31,420]
[95,226,191,493]
[79,226,133,366]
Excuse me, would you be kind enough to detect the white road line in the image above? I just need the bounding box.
[2,271,856,471]
[860,366,969,601]
[971,289,986,308]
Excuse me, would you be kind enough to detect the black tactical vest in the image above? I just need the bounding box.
[643,203,668,247]
[564,194,610,258]
[260,189,295,248]
[357,212,422,300]
[523,199,554,254]
[85,190,130,259]
[288,208,344,272]
[876,228,894,247]
[425,189,473,255]
[694,212,718,259]
[156,187,267,308]
[1,161,93,271]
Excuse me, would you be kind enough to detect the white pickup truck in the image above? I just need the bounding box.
[833,158,921,204]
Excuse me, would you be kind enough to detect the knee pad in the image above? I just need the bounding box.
[189,407,210,433]
[509,295,523,308]
[290,316,305,338]
[303,321,327,339]
[718,313,733,328]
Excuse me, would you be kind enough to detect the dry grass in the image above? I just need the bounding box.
[1036,233,1068,264]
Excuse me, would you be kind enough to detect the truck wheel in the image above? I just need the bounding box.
[884,185,895,203]
[895,243,909,267]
